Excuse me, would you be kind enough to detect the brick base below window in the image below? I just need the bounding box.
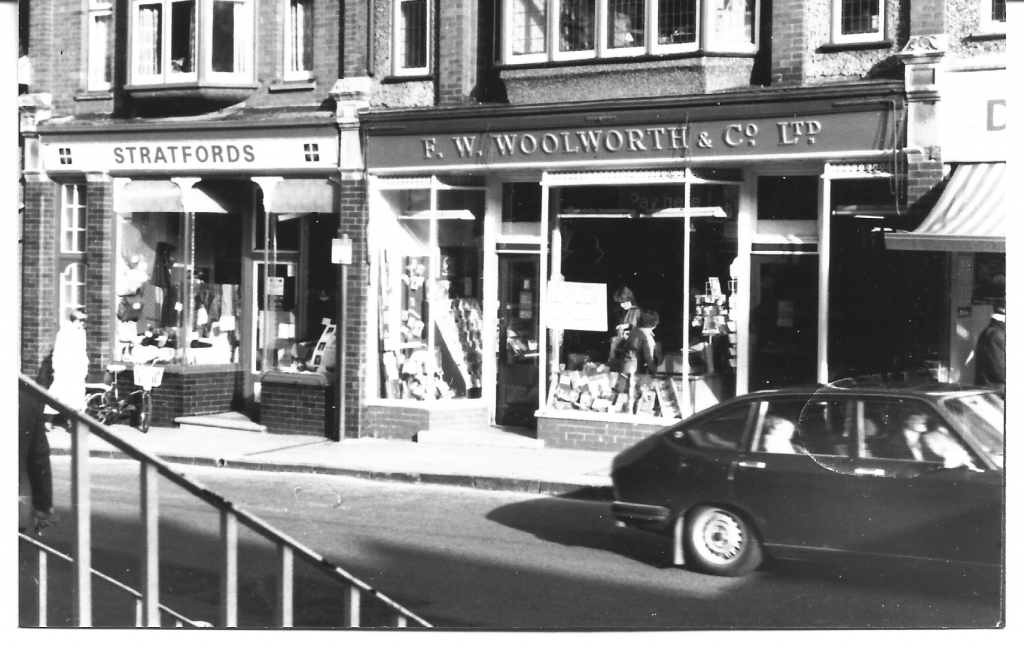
[366,401,490,440]
[261,375,335,438]
[120,365,245,428]
[537,415,665,451]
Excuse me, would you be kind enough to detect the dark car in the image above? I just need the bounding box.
[611,381,1004,576]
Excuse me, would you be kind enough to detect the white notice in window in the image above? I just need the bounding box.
[547,281,608,332]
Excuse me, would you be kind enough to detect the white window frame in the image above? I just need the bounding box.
[59,263,87,323]
[60,184,87,254]
[393,0,432,76]
[979,0,1006,35]
[128,0,254,86]
[831,0,885,45]
[284,0,315,80]
[503,0,758,65]
[87,0,114,91]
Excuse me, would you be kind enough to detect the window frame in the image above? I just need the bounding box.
[830,0,885,46]
[392,0,432,77]
[284,0,315,81]
[128,0,254,87]
[979,0,1006,35]
[502,0,757,65]
[60,184,87,254]
[57,184,88,323]
[87,0,115,91]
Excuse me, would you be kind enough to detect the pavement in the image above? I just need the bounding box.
[45,421,617,501]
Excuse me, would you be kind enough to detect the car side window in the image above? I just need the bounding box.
[679,403,753,450]
[754,400,806,455]
[795,399,853,457]
[862,400,980,469]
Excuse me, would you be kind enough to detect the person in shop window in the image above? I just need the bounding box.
[620,309,664,382]
[44,308,89,423]
[608,286,642,363]
[975,298,1005,392]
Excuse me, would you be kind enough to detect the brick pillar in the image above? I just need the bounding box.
[26,0,54,95]
[771,0,806,85]
[21,173,57,378]
[338,175,369,439]
[84,173,114,377]
[911,0,945,36]
[342,0,369,77]
[438,0,479,105]
[904,149,946,222]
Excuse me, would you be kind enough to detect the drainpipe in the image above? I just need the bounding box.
[367,0,375,77]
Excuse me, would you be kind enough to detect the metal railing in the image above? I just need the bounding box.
[19,374,432,628]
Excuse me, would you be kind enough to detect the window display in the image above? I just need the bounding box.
[550,179,740,419]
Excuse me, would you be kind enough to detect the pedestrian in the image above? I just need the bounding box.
[19,390,56,534]
[608,285,642,364]
[620,308,663,380]
[45,307,90,420]
[975,300,1005,392]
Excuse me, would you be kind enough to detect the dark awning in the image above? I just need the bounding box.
[885,163,1005,252]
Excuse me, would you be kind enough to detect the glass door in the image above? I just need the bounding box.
[497,254,540,427]
[748,255,819,391]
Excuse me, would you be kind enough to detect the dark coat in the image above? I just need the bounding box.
[19,393,53,513]
[975,317,1006,389]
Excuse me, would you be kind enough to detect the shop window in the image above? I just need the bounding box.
[502,182,543,237]
[504,0,757,63]
[60,184,87,254]
[284,0,314,80]
[394,0,430,75]
[831,0,884,45]
[88,0,115,91]
[980,0,1006,34]
[129,0,253,86]
[550,179,740,420]
[377,180,485,401]
[115,212,244,366]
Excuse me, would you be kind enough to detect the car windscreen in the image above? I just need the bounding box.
[942,393,1004,468]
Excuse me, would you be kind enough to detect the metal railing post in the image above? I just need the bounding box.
[70,414,92,626]
[343,585,361,628]
[393,613,407,628]
[220,510,238,627]
[141,462,161,626]
[37,548,47,627]
[275,544,293,627]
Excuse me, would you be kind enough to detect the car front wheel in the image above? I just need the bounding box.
[684,505,763,577]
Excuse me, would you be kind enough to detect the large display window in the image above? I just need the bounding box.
[376,178,485,401]
[547,172,741,420]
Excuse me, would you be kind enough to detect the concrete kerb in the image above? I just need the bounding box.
[48,447,616,501]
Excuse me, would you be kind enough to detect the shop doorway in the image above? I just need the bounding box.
[497,254,541,428]
[748,255,819,391]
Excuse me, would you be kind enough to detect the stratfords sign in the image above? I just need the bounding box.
[367,109,897,171]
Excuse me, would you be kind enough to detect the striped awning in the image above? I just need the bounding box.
[885,163,1005,252]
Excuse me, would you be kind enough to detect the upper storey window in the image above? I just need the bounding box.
[831,0,884,44]
[980,0,1006,34]
[129,0,254,86]
[88,0,115,91]
[393,0,431,76]
[285,0,314,80]
[502,0,757,64]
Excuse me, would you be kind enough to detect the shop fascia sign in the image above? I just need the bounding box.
[941,68,1006,163]
[41,127,339,173]
[368,109,895,171]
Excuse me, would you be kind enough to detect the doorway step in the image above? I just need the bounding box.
[414,426,544,449]
[175,411,268,435]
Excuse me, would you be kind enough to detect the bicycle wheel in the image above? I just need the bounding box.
[135,391,152,433]
[85,391,118,425]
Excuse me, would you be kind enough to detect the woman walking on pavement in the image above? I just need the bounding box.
[45,307,90,419]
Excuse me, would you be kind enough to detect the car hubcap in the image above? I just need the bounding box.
[700,511,743,561]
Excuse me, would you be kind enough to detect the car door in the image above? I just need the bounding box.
[845,399,1002,567]
[728,396,861,556]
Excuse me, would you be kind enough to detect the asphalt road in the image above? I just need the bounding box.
[20,457,1003,629]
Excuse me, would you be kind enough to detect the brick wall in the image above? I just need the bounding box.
[365,402,491,440]
[139,366,246,427]
[21,174,56,379]
[904,148,947,223]
[84,175,113,377]
[343,0,369,77]
[339,177,369,439]
[26,0,55,96]
[262,378,335,437]
[537,416,663,452]
[771,0,806,85]
[438,0,478,105]
[50,0,84,115]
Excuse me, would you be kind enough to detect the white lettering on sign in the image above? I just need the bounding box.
[112,144,255,165]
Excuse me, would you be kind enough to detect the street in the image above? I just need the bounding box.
[21,457,1002,628]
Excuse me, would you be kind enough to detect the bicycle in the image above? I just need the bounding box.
[85,362,164,433]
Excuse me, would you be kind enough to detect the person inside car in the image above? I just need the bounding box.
[760,416,804,455]
[922,428,980,470]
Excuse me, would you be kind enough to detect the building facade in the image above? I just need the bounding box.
[19,1,1007,450]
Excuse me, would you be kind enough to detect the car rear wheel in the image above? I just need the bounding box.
[684,506,763,577]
